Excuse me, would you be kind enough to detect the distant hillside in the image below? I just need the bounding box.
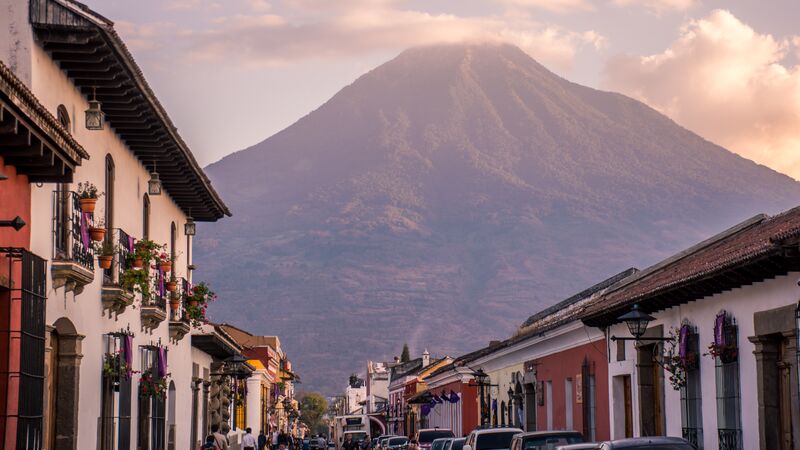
[196,43,800,394]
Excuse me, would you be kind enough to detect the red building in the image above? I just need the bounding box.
[0,61,86,450]
[420,361,481,437]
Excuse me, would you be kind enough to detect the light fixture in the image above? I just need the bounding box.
[184,215,196,236]
[85,87,105,130]
[618,304,654,340]
[472,368,489,386]
[148,161,162,196]
[507,386,513,398]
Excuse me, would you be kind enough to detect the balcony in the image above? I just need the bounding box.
[682,428,702,449]
[101,228,134,319]
[718,428,741,450]
[51,191,94,294]
[140,265,170,331]
[168,278,191,342]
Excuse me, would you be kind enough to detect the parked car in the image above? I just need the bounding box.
[555,445,599,450]
[447,438,466,450]
[379,437,397,450]
[416,429,455,450]
[387,437,410,450]
[432,438,453,450]
[597,437,696,450]
[375,436,396,450]
[464,427,524,450]
[510,431,585,450]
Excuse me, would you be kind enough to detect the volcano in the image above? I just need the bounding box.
[197,43,800,394]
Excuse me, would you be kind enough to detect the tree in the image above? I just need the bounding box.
[299,392,328,434]
[400,343,410,362]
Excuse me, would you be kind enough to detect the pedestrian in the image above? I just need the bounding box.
[407,440,418,450]
[202,435,219,450]
[243,428,257,450]
[259,430,268,450]
[273,431,280,450]
[278,431,290,450]
[211,424,229,450]
[342,435,358,450]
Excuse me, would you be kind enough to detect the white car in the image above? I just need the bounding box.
[463,428,524,450]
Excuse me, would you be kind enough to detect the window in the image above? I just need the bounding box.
[616,339,626,362]
[101,334,132,450]
[714,313,742,450]
[138,347,166,450]
[565,378,573,430]
[587,375,596,441]
[680,326,703,449]
[143,195,150,239]
[103,155,115,282]
[545,381,553,430]
[170,222,177,278]
[57,104,70,133]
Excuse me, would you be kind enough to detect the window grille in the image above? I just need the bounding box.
[714,314,742,450]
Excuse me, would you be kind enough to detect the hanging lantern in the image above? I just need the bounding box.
[618,304,654,340]
[148,161,162,196]
[85,87,105,130]
[184,215,196,236]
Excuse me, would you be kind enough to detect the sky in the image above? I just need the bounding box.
[85,0,800,179]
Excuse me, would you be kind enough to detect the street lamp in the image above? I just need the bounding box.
[184,215,196,236]
[224,354,251,431]
[471,368,496,427]
[610,304,670,342]
[148,161,162,196]
[85,87,105,130]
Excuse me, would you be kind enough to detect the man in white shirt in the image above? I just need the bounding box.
[243,428,258,450]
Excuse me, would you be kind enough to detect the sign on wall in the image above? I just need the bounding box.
[575,374,583,404]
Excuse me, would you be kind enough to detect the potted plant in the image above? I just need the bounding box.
[77,182,102,213]
[131,239,163,269]
[184,301,207,327]
[169,293,181,311]
[121,266,150,299]
[95,239,117,270]
[139,370,169,399]
[165,277,178,292]
[89,217,107,242]
[184,281,216,307]
[157,252,173,273]
[103,351,133,391]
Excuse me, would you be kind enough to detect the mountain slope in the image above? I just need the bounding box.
[197,43,800,394]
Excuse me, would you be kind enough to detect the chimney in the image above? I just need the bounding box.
[422,349,430,367]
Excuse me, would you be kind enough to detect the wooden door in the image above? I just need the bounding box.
[622,375,632,438]
[46,331,59,450]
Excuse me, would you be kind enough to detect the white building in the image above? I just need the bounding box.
[582,211,800,450]
[0,2,234,450]
[366,361,389,414]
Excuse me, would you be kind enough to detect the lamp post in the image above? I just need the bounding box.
[225,354,251,431]
[506,387,514,427]
[471,368,496,427]
[610,304,670,342]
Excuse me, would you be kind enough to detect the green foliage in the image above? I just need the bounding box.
[77,181,102,199]
[184,302,208,327]
[400,343,410,362]
[298,392,328,432]
[121,267,150,301]
[133,239,164,266]
[95,239,117,256]
[184,281,217,304]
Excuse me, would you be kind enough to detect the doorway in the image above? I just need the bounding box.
[637,342,664,436]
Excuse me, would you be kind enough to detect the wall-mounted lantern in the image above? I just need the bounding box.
[85,87,105,130]
[611,304,670,342]
[148,161,162,196]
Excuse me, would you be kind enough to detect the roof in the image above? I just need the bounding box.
[219,323,282,351]
[0,60,87,181]
[191,324,243,359]
[389,358,423,381]
[29,0,230,220]
[582,208,800,327]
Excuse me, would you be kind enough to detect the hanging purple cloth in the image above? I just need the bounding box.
[80,212,91,249]
[491,399,497,412]
[127,236,135,252]
[124,335,134,379]
[714,313,726,346]
[159,271,166,298]
[678,324,689,361]
[157,347,167,378]
[421,404,431,417]
[449,391,459,403]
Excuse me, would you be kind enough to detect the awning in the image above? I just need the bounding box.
[407,390,433,404]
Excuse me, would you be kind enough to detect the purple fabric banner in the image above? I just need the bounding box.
[128,236,135,252]
[714,313,726,346]
[449,391,459,403]
[421,404,431,416]
[679,324,689,360]
[159,272,166,298]
[80,212,91,249]
[157,347,168,378]
[124,335,134,379]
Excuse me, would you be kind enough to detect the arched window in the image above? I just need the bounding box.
[105,155,115,231]
[143,195,150,239]
[57,105,70,133]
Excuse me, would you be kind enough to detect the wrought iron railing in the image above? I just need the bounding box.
[143,264,167,310]
[682,428,702,448]
[104,228,134,287]
[168,278,189,321]
[52,190,94,270]
[98,415,132,450]
[718,428,741,450]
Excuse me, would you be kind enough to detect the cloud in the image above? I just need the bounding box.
[605,9,800,179]
[184,5,604,71]
[610,0,696,13]
[497,0,594,14]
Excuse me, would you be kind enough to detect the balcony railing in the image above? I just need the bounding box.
[718,428,741,450]
[52,190,94,270]
[103,228,134,286]
[144,264,168,310]
[682,428,702,449]
[98,415,132,450]
[168,278,189,322]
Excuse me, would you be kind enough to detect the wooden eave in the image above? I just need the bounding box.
[30,0,231,221]
[0,61,86,182]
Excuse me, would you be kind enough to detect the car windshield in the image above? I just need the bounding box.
[419,432,455,443]
[450,440,465,450]
[522,435,583,450]
[347,434,367,442]
[389,439,408,446]
[475,432,520,450]
[432,441,448,450]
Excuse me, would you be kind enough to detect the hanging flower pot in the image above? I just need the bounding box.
[169,298,180,311]
[98,255,113,269]
[79,197,98,213]
[89,227,106,242]
[132,257,144,269]
[159,261,173,273]
[188,298,199,307]
[166,280,178,292]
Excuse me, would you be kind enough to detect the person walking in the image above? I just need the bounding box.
[273,431,280,450]
[211,424,229,450]
[202,435,220,450]
[258,430,268,450]
[342,435,358,450]
[243,428,258,450]
[278,431,290,450]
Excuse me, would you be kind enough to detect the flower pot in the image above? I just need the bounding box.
[98,255,113,269]
[132,257,144,269]
[166,281,178,292]
[169,300,180,311]
[188,299,199,307]
[89,227,106,242]
[159,261,172,273]
[79,197,97,213]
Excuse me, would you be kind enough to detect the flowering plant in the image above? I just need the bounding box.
[183,281,216,304]
[705,341,738,362]
[704,311,737,363]
[132,239,164,265]
[659,327,689,390]
[77,182,102,199]
[139,370,170,399]
[102,351,133,380]
[184,302,208,327]
[157,252,175,264]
